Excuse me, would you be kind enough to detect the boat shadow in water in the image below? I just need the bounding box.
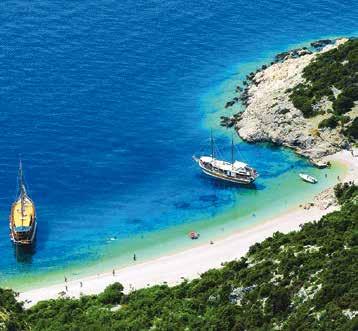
[198,173,265,191]
[13,241,36,264]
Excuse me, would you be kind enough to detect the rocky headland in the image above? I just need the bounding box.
[222,38,357,167]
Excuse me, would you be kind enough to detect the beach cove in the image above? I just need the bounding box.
[0,41,354,293]
[4,150,347,292]
[18,150,357,307]
[0,0,356,306]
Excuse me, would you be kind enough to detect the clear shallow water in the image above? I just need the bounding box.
[0,0,356,289]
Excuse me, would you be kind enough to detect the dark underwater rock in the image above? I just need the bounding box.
[310,39,332,49]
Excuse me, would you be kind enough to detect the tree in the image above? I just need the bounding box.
[333,94,354,115]
[318,115,339,129]
[97,282,124,305]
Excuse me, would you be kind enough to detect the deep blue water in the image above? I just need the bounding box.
[0,0,357,283]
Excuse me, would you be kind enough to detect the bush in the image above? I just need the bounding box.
[290,84,317,118]
[338,115,351,125]
[291,95,314,117]
[0,289,28,330]
[266,287,291,315]
[344,117,358,140]
[97,282,124,305]
[333,94,354,115]
[318,115,339,129]
[343,86,358,100]
[334,183,358,204]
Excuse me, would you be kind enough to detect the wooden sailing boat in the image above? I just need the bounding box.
[9,160,37,245]
[193,132,259,185]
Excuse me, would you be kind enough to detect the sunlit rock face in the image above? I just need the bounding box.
[236,39,350,165]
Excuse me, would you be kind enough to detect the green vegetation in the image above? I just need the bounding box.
[333,94,355,115]
[334,182,358,204]
[0,289,29,331]
[289,39,357,139]
[344,117,358,140]
[97,282,124,305]
[318,115,339,129]
[1,184,357,330]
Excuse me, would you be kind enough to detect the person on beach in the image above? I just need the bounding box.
[65,286,68,292]
[80,282,83,288]
[112,269,115,276]
[133,253,136,261]
[65,277,67,283]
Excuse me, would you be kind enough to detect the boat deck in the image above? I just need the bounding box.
[12,197,35,227]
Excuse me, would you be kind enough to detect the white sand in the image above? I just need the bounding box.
[18,150,357,308]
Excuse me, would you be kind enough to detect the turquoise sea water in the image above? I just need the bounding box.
[0,1,356,290]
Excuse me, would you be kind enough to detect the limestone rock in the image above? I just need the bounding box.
[235,39,350,164]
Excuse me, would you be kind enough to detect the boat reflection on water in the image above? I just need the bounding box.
[206,176,260,190]
[13,241,36,264]
[197,169,262,191]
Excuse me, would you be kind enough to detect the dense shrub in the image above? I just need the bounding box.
[97,282,124,305]
[318,115,339,129]
[290,85,315,118]
[334,182,358,204]
[339,115,351,125]
[289,38,358,134]
[0,289,29,331]
[345,117,358,140]
[333,94,354,115]
[343,86,358,100]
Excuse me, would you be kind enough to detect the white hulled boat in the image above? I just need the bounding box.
[193,132,258,185]
[299,173,317,184]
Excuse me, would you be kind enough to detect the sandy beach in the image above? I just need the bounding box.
[18,150,357,308]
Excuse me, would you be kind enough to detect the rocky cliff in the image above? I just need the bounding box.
[232,38,352,166]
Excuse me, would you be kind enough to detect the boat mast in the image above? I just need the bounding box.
[211,129,214,159]
[18,159,27,196]
[18,160,26,225]
[231,134,234,165]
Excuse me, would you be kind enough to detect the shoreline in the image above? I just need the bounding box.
[2,148,343,292]
[18,150,357,308]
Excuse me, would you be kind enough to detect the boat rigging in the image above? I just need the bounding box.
[9,160,37,245]
[193,132,259,185]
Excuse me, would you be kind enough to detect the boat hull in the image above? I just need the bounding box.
[193,155,258,185]
[299,173,317,184]
[200,166,255,185]
[9,195,37,245]
[10,222,37,245]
